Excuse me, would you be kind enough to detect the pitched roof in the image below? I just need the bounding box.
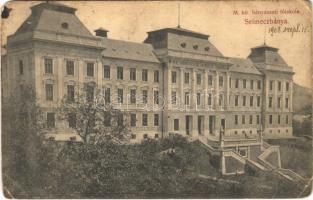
[166,33,223,57]
[147,27,209,40]
[248,43,288,66]
[229,57,262,75]
[14,3,94,39]
[101,38,160,63]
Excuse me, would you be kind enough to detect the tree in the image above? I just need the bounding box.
[57,82,131,144]
[2,85,54,198]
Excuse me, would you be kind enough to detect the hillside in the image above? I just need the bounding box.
[293,83,312,114]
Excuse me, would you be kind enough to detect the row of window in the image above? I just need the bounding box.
[234,95,261,107]
[234,115,261,125]
[172,72,225,86]
[42,58,160,82]
[268,96,289,109]
[130,113,159,127]
[234,114,289,125]
[269,80,290,92]
[45,84,160,105]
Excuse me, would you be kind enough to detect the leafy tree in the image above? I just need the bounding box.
[2,85,54,198]
[57,82,131,144]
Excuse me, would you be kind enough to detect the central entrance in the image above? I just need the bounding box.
[209,116,215,135]
[198,116,204,135]
[186,115,192,135]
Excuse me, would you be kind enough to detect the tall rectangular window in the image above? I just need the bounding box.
[235,79,239,88]
[117,114,123,126]
[269,97,273,108]
[174,119,179,131]
[44,58,53,74]
[257,115,260,124]
[277,97,281,108]
[184,73,190,84]
[185,92,190,105]
[142,114,148,126]
[130,68,136,81]
[86,85,94,102]
[278,81,282,91]
[249,115,253,124]
[286,82,290,91]
[208,93,212,106]
[197,93,201,105]
[66,60,74,75]
[257,96,261,107]
[142,69,148,81]
[154,90,159,105]
[45,84,53,101]
[67,85,75,102]
[242,115,246,124]
[103,65,110,78]
[208,75,213,86]
[286,115,289,124]
[129,68,136,81]
[68,113,76,128]
[117,67,123,80]
[270,81,273,90]
[257,80,261,89]
[250,96,254,107]
[117,88,123,103]
[235,95,239,106]
[105,88,110,104]
[278,115,281,124]
[154,114,159,126]
[243,79,247,89]
[172,71,177,83]
[47,113,55,128]
[130,89,136,104]
[250,80,254,89]
[19,60,23,75]
[172,91,177,105]
[219,76,224,87]
[87,62,94,77]
[154,70,159,82]
[142,90,148,104]
[242,96,246,106]
[269,115,273,124]
[235,115,238,125]
[130,114,136,127]
[197,74,201,85]
[285,98,289,108]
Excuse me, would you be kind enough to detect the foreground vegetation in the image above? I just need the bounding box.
[2,87,311,198]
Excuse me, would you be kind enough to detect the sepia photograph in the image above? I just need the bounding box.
[1,0,312,198]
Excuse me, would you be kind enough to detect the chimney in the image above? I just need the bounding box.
[95,28,108,37]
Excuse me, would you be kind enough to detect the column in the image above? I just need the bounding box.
[215,71,219,109]
[226,72,230,109]
[290,81,293,111]
[167,65,172,110]
[78,59,84,89]
[204,69,208,109]
[192,69,196,108]
[179,68,184,108]
[57,57,63,104]
[274,80,278,111]
[282,80,285,112]
[97,59,103,88]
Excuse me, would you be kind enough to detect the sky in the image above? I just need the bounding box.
[1,0,311,88]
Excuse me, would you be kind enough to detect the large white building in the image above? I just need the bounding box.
[2,2,294,144]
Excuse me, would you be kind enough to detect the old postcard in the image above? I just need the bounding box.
[1,0,312,198]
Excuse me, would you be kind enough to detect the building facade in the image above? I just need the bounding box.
[2,2,294,143]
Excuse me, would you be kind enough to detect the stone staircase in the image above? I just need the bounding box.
[196,135,306,182]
